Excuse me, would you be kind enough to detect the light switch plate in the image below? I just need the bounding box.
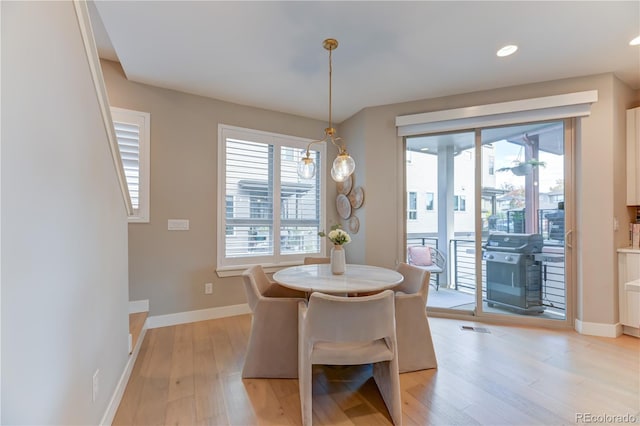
[168,219,189,231]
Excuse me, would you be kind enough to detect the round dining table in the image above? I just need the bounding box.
[272,263,403,295]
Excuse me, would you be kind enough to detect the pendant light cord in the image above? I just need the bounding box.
[328,47,333,133]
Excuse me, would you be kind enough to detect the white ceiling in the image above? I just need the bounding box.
[89,1,640,123]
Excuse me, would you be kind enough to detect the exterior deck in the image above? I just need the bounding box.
[409,236,566,319]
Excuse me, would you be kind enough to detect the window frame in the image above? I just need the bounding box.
[454,194,466,212]
[408,191,418,220]
[110,107,150,223]
[425,192,435,211]
[216,124,326,275]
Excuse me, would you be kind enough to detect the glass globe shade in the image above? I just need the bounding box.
[331,166,348,182]
[297,157,316,179]
[332,153,355,178]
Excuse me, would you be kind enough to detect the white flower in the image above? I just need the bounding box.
[327,229,350,245]
[319,225,351,245]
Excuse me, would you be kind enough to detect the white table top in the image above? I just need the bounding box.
[272,264,404,295]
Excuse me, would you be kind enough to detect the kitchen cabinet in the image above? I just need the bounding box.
[618,248,640,337]
[627,107,640,205]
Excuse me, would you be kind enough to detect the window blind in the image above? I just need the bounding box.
[113,121,141,210]
[110,107,150,222]
[219,125,325,269]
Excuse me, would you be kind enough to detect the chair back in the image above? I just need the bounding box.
[242,265,272,311]
[303,290,396,344]
[395,263,430,302]
[303,257,330,265]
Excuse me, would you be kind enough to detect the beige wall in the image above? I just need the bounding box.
[2,2,129,423]
[102,60,329,316]
[338,111,367,264]
[343,73,638,327]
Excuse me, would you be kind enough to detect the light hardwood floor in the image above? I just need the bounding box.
[129,312,148,354]
[114,315,639,425]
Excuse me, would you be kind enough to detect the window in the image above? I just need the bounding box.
[408,192,417,220]
[488,155,495,175]
[425,192,434,211]
[217,125,326,272]
[454,195,466,211]
[111,107,150,222]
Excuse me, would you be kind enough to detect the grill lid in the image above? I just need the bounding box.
[484,233,543,253]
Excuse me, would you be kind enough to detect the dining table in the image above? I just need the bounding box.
[272,263,404,295]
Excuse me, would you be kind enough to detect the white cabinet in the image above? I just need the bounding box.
[618,248,640,337]
[627,107,640,205]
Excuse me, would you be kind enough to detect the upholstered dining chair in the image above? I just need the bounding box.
[298,290,402,425]
[394,262,438,373]
[241,265,307,378]
[303,256,330,265]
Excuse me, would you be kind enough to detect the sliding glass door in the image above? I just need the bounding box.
[405,119,573,325]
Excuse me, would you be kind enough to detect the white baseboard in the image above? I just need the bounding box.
[622,325,640,337]
[100,317,148,426]
[574,319,623,337]
[129,299,149,314]
[147,303,251,329]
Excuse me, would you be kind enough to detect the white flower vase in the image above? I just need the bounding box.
[331,245,346,275]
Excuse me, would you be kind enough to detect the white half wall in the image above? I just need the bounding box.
[1,2,129,423]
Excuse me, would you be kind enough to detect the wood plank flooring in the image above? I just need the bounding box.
[114,315,640,425]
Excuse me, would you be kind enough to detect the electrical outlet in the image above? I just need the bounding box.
[92,369,100,402]
[205,283,213,294]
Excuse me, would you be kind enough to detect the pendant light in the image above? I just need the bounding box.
[297,38,355,182]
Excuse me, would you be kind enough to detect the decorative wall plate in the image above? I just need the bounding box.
[336,175,353,195]
[348,186,364,209]
[347,216,360,234]
[336,194,352,219]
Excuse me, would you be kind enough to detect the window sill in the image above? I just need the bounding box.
[216,260,304,278]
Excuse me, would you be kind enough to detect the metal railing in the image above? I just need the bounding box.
[407,236,566,312]
[450,239,479,294]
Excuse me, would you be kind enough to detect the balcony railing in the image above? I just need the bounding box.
[407,236,566,312]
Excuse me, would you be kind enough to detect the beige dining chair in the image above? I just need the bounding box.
[241,265,307,378]
[394,262,437,373]
[298,290,402,425]
[303,256,330,265]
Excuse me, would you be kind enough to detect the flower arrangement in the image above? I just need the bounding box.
[319,224,351,246]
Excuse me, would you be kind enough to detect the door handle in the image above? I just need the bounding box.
[565,229,573,249]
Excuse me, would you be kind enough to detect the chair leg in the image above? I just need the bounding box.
[299,356,313,425]
[372,360,403,425]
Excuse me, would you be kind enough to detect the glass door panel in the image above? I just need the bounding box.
[406,131,477,312]
[480,121,567,321]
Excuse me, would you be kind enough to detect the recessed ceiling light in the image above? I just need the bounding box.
[497,45,518,57]
[420,147,429,152]
[631,35,640,46]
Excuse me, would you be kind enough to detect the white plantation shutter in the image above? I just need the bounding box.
[218,125,326,272]
[114,121,140,209]
[111,107,150,222]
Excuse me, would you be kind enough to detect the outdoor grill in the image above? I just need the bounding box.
[483,233,545,314]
